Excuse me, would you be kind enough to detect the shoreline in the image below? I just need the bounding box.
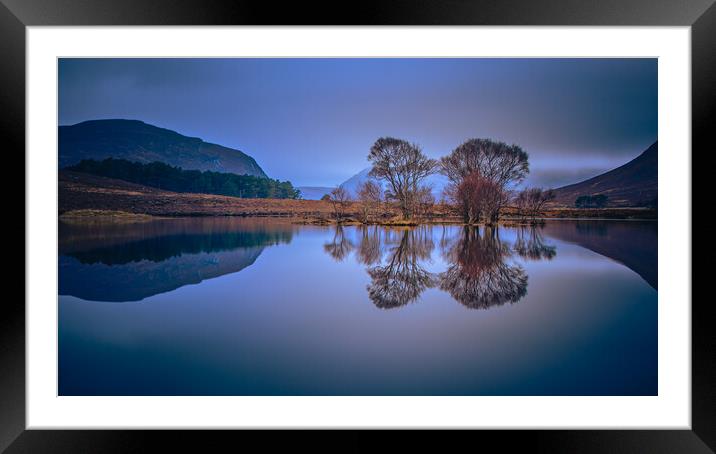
[59,171,657,224]
[59,209,657,226]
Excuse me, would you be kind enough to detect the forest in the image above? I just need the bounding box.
[66,158,301,199]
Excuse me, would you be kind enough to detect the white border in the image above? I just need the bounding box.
[27,27,691,429]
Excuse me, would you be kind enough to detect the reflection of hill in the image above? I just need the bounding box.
[542,220,657,289]
[59,217,294,255]
[68,230,291,265]
[59,217,294,302]
[59,248,264,302]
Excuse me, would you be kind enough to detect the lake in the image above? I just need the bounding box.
[58,217,657,396]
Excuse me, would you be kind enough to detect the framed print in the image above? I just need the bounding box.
[5,0,710,452]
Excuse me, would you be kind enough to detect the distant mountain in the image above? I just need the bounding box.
[339,168,373,195]
[551,142,657,207]
[59,119,267,178]
[339,168,450,200]
[297,186,333,200]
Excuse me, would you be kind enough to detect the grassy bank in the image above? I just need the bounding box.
[60,170,657,224]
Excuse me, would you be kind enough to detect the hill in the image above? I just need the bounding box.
[551,142,657,207]
[59,119,267,178]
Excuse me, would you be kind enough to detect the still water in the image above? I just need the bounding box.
[59,217,657,396]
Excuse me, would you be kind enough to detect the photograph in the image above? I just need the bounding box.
[57,57,658,396]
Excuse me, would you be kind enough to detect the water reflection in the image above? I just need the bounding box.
[439,227,528,310]
[513,227,557,261]
[59,218,294,302]
[366,227,436,309]
[326,225,555,310]
[323,226,354,262]
[59,219,658,396]
[59,218,656,307]
[356,226,382,266]
[542,220,657,289]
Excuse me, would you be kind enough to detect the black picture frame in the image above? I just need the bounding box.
[3,0,709,452]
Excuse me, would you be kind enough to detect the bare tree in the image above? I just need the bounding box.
[514,188,555,222]
[328,186,351,222]
[440,138,529,223]
[478,180,509,225]
[441,138,529,187]
[447,172,507,225]
[368,137,437,220]
[513,190,529,221]
[414,185,435,220]
[356,180,383,223]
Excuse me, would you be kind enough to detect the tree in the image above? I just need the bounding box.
[414,185,435,220]
[476,179,508,225]
[368,137,437,220]
[575,194,608,208]
[447,171,507,225]
[440,138,529,223]
[356,180,383,223]
[66,158,301,199]
[515,188,555,222]
[440,138,529,187]
[328,186,351,221]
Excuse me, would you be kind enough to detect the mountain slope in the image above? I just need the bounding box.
[297,186,333,200]
[59,119,267,178]
[551,142,657,207]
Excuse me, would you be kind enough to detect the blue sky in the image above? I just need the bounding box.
[59,58,657,188]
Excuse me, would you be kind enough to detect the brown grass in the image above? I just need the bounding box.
[59,170,657,223]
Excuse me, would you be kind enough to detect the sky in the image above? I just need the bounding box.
[59,58,657,188]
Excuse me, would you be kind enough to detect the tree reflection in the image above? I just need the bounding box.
[366,227,436,309]
[513,226,557,261]
[323,226,354,262]
[355,226,383,266]
[439,227,528,309]
[321,224,558,311]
